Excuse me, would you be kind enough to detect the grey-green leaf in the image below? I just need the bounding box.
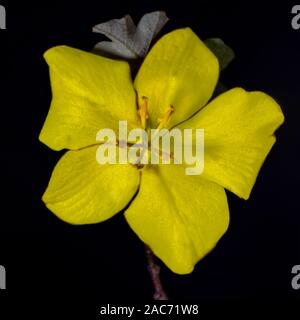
[93,11,169,60]
[204,38,235,70]
[93,15,138,59]
[133,11,169,57]
[93,40,138,60]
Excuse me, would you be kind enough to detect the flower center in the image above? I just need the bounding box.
[137,95,175,130]
[135,96,175,168]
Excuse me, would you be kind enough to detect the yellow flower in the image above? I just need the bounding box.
[40,28,284,274]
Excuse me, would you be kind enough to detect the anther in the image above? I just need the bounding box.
[157,105,174,130]
[138,96,149,129]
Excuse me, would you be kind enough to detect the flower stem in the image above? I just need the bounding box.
[145,245,169,300]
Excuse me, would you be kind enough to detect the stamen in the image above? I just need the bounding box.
[157,106,174,130]
[138,96,149,129]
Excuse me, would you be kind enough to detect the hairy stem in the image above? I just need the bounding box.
[145,245,169,300]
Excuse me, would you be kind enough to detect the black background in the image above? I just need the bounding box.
[0,0,299,314]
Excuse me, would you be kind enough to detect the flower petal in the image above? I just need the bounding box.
[125,165,229,274]
[40,46,139,151]
[177,88,285,199]
[134,28,219,129]
[43,146,140,225]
